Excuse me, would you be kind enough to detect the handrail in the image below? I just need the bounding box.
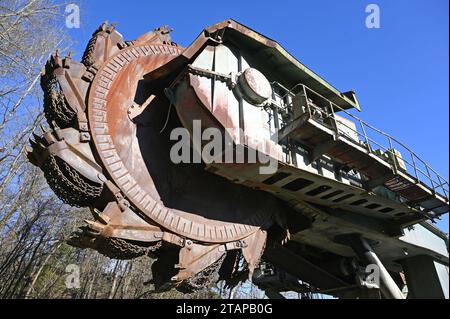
[279,83,449,202]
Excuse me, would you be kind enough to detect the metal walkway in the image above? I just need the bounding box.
[278,84,449,218]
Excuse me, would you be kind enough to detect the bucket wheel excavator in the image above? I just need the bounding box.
[28,20,449,298]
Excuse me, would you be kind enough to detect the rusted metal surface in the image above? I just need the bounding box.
[27,19,448,298]
[238,68,272,105]
[28,21,288,292]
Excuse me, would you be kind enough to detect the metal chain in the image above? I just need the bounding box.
[41,69,75,127]
[177,253,227,293]
[69,228,163,260]
[95,237,162,260]
[42,155,103,207]
[81,33,99,67]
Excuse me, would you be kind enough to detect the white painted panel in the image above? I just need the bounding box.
[434,262,449,299]
[401,224,449,257]
[192,45,215,109]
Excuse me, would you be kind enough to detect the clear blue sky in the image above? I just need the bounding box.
[69,0,449,232]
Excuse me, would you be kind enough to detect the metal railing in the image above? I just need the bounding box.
[278,83,449,202]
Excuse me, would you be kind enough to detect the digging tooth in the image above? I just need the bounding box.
[31,134,48,149]
[32,132,43,143]
[100,21,108,32]
[39,124,48,134]
[29,138,38,149]
[25,146,35,159]
[25,147,41,167]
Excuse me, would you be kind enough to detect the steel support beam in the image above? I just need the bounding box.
[263,243,350,291]
[347,236,405,299]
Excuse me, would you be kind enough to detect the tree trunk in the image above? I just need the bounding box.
[108,260,121,299]
[24,242,62,299]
